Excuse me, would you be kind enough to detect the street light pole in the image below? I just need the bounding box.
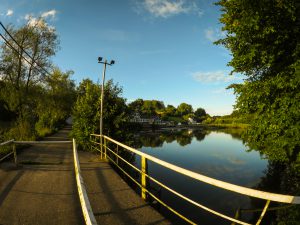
[100,60,107,144]
[98,57,115,159]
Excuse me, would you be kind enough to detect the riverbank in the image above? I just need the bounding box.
[137,123,248,132]
[202,123,249,129]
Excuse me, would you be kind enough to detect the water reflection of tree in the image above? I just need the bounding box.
[193,130,207,142]
[214,128,244,141]
[130,129,210,148]
[176,135,192,146]
[140,135,164,148]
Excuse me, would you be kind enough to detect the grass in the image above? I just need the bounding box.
[36,127,52,138]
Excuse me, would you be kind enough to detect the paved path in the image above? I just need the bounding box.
[0,126,170,225]
[0,126,84,225]
[79,153,171,225]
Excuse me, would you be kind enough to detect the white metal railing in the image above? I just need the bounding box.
[91,134,300,225]
[0,140,73,164]
[0,139,97,225]
[73,139,98,225]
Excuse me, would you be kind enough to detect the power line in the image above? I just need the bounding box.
[0,21,51,76]
[0,32,48,76]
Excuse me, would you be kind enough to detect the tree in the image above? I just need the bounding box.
[216,0,300,79]
[194,107,207,122]
[71,79,100,150]
[128,99,144,113]
[216,0,300,163]
[164,104,176,116]
[0,18,58,119]
[176,103,193,116]
[0,18,59,140]
[72,79,128,150]
[35,68,76,134]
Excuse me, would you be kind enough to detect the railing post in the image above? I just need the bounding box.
[255,200,271,225]
[104,137,107,160]
[141,156,148,200]
[231,208,241,225]
[100,135,103,159]
[13,142,17,165]
[116,145,119,165]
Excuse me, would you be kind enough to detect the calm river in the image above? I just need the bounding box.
[127,128,269,224]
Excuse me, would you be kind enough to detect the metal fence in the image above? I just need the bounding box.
[90,134,300,225]
[0,139,97,225]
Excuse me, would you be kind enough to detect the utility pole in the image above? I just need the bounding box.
[98,57,115,159]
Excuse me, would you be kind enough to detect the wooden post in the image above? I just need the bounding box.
[141,156,148,200]
[13,143,17,165]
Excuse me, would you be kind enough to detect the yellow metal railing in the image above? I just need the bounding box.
[90,134,300,225]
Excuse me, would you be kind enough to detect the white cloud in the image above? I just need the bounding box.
[192,70,239,83]
[25,14,44,28]
[24,14,55,32]
[23,10,57,31]
[135,0,202,18]
[6,9,13,16]
[204,28,225,42]
[41,9,57,19]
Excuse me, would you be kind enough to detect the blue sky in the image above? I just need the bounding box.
[0,0,244,115]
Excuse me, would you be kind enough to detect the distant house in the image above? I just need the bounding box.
[188,117,197,125]
[129,112,164,125]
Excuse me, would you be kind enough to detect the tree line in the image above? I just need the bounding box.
[128,99,208,123]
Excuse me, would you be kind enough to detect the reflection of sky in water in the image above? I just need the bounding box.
[140,131,267,187]
[138,131,268,224]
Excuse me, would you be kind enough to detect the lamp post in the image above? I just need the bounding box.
[98,57,115,159]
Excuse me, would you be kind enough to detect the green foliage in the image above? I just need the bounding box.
[176,103,193,116]
[234,64,300,163]
[216,0,300,79]
[164,105,176,116]
[35,68,76,135]
[72,79,100,150]
[165,116,184,123]
[72,79,128,150]
[102,80,128,136]
[214,1,300,220]
[216,0,300,163]
[6,117,36,141]
[0,20,76,141]
[0,19,58,117]
[129,99,165,116]
[194,107,207,122]
[128,99,210,124]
